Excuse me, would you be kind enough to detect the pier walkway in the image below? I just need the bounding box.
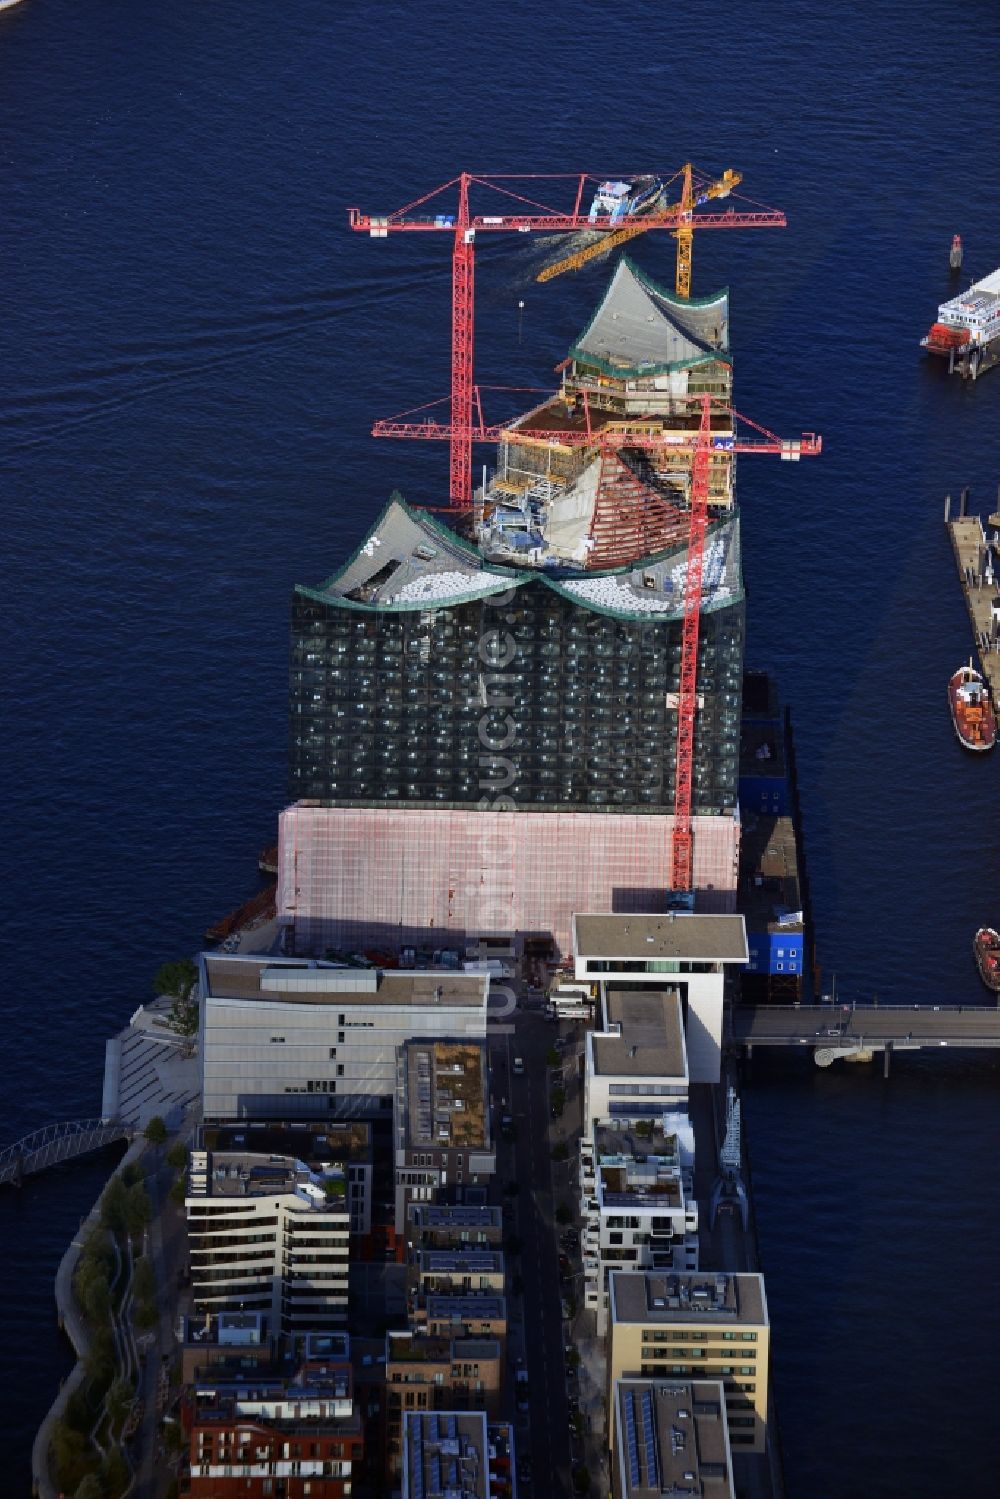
[945,493,1000,704]
[729,1004,1000,1072]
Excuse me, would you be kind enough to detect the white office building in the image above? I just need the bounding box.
[199,955,489,1120]
[571,913,749,1084]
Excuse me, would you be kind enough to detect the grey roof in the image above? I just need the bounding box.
[593,991,687,1080]
[298,495,518,611]
[202,955,488,1009]
[609,1270,768,1328]
[574,912,748,962]
[572,258,729,375]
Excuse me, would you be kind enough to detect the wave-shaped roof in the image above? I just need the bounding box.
[571,257,729,376]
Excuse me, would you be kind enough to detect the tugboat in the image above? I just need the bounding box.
[974,928,1000,994]
[948,662,996,752]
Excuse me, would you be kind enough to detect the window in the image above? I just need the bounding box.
[329,1047,337,1059]
[337,1065,345,1077]
[271,1036,286,1044]
[338,1032,345,1044]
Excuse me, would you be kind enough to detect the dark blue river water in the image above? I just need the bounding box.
[4,0,1000,1491]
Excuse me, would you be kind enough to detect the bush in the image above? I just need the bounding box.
[134,1299,158,1333]
[100,1175,130,1234]
[101,1444,129,1498]
[144,1116,168,1146]
[133,1255,156,1304]
[51,1416,92,1493]
[166,1142,188,1171]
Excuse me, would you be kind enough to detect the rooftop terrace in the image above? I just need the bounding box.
[403,1040,489,1151]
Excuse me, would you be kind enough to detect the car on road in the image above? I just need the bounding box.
[513,1056,525,1075]
[515,1366,530,1413]
[561,1299,572,1319]
[517,1459,532,1486]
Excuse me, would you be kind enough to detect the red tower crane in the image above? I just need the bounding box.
[349,170,787,506]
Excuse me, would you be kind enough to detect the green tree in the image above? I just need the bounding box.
[551,1142,569,1162]
[84,1327,117,1393]
[166,1141,188,1171]
[163,1418,185,1454]
[555,1203,572,1226]
[51,1416,92,1493]
[122,1161,145,1187]
[134,1299,158,1332]
[550,1087,565,1114]
[101,1444,129,1498]
[153,959,197,1001]
[124,1182,152,1241]
[144,1116,168,1147]
[105,1375,134,1438]
[546,1047,561,1067]
[133,1255,156,1304]
[74,1474,104,1499]
[100,1174,130,1234]
[169,1173,188,1206]
[572,1464,591,1494]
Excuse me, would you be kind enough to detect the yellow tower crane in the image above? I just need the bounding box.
[535,164,742,296]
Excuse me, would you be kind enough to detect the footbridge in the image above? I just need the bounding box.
[728,1005,1000,1074]
[0,1118,131,1187]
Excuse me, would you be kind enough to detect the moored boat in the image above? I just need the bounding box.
[948,662,996,752]
[588,175,664,225]
[974,927,1000,993]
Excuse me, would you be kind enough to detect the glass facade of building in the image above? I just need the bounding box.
[289,524,744,817]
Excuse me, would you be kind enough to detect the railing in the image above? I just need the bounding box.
[0,1118,131,1186]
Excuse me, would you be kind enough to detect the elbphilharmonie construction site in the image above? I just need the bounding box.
[281,168,821,961]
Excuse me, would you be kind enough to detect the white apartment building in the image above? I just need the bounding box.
[572,912,749,1084]
[581,1117,699,1337]
[584,989,689,1130]
[186,1146,350,1331]
[199,955,488,1120]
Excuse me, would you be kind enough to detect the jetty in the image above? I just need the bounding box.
[945,487,1000,705]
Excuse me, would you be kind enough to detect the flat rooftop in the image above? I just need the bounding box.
[408,1205,503,1230]
[203,954,487,1009]
[419,1251,504,1275]
[610,1271,768,1328]
[404,1041,489,1151]
[423,1294,507,1320]
[201,1120,372,1165]
[388,1333,500,1365]
[574,912,748,963]
[614,1379,733,1498]
[739,815,803,935]
[403,1411,490,1499]
[186,1148,348,1211]
[594,990,686,1080]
